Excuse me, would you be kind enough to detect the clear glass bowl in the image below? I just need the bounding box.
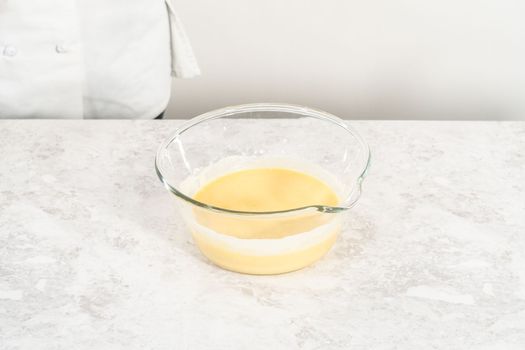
[155,103,370,274]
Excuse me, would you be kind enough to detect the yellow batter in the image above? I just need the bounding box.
[191,167,340,274]
[194,168,338,213]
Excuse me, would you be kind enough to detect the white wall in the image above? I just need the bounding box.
[167,0,525,120]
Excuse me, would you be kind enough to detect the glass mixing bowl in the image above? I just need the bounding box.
[155,103,370,274]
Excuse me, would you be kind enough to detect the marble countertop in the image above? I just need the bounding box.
[1,120,524,349]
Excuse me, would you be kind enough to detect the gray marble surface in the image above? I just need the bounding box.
[1,120,524,349]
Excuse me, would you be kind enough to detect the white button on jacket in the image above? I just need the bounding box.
[0,0,200,119]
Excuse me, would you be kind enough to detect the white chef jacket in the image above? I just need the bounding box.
[0,0,199,119]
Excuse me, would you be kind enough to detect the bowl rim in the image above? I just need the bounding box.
[155,103,371,216]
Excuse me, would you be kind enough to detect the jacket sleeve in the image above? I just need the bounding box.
[165,0,201,78]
